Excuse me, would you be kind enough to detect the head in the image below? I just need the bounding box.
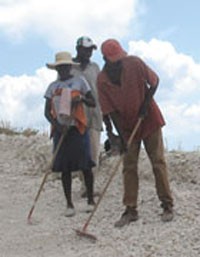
[76,36,97,63]
[55,64,72,80]
[101,39,127,63]
[46,51,79,80]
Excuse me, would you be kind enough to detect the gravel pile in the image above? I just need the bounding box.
[0,134,200,257]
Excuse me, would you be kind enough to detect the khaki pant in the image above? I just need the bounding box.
[88,128,101,172]
[123,128,173,209]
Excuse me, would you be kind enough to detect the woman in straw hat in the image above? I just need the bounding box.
[44,51,96,217]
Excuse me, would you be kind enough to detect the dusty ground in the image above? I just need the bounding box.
[0,133,200,257]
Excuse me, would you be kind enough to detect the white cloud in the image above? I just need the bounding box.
[0,0,141,48]
[0,0,199,150]
[1,38,200,150]
[0,0,142,132]
[128,39,200,149]
[129,39,200,100]
[0,68,56,130]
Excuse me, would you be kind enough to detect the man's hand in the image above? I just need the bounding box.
[138,102,148,118]
[138,83,157,118]
[107,131,127,154]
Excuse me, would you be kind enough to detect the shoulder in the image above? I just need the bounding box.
[89,61,100,72]
[122,56,147,73]
[46,80,59,90]
[90,61,100,68]
[123,55,144,66]
[49,80,58,86]
[44,80,59,99]
[72,74,86,83]
[72,75,90,88]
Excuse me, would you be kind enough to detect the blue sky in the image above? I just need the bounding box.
[0,0,200,151]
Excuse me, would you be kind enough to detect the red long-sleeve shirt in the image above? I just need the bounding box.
[97,55,165,141]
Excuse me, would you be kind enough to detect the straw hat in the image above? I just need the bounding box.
[46,51,79,69]
[101,39,127,62]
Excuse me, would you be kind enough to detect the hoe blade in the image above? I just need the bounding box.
[74,229,97,242]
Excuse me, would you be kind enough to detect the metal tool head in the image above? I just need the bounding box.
[74,229,97,242]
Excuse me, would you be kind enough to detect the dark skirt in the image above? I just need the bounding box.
[52,127,95,172]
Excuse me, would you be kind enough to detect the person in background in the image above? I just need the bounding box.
[97,39,174,228]
[71,36,103,197]
[44,51,96,217]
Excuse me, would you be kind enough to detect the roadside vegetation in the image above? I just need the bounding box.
[0,121,39,137]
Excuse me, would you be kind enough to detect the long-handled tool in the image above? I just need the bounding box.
[75,117,143,241]
[27,127,68,223]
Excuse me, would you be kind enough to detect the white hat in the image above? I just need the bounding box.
[46,51,79,69]
[76,36,97,49]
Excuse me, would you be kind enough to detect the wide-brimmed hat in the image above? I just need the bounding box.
[46,51,79,69]
[101,39,127,62]
[76,36,97,50]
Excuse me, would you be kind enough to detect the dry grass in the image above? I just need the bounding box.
[0,120,39,137]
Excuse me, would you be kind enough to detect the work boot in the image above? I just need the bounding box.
[114,206,138,228]
[161,206,174,222]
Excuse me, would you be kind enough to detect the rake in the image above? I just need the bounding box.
[75,117,143,241]
[27,127,68,223]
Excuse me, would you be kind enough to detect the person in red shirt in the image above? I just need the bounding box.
[97,39,174,227]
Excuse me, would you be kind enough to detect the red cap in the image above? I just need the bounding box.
[101,39,127,62]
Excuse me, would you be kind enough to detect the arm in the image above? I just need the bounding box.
[44,98,63,133]
[109,111,126,150]
[104,111,127,152]
[103,114,113,133]
[44,98,54,124]
[82,91,96,107]
[139,79,159,118]
[72,91,96,108]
